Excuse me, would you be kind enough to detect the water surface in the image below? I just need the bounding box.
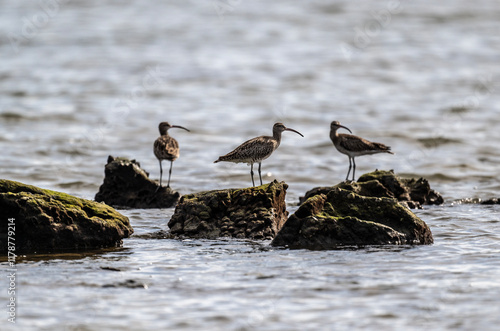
[1,0,499,330]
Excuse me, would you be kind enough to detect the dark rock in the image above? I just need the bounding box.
[299,170,444,208]
[0,179,133,253]
[95,155,180,208]
[272,187,433,250]
[168,180,288,240]
[481,198,499,205]
[391,175,444,206]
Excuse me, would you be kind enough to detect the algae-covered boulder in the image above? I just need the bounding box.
[168,180,288,239]
[0,179,133,253]
[95,155,180,208]
[299,170,443,209]
[272,187,433,249]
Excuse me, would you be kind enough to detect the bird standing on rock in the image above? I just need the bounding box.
[214,122,304,187]
[154,122,190,189]
[330,121,394,181]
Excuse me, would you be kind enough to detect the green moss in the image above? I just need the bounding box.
[299,194,321,208]
[169,180,288,239]
[1,179,133,253]
[274,170,435,248]
[229,181,275,196]
[319,202,338,218]
[357,170,395,181]
[179,181,280,205]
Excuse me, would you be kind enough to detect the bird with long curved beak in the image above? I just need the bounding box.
[154,122,190,189]
[214,122,304,186]
[330,121,394,181]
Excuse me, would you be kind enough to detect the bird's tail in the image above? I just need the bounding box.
[385,147,395,155]
[374,142,394,155]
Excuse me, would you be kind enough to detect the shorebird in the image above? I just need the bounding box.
[154,122,190,189]
[214,122,304,186]
[330,121,394,181]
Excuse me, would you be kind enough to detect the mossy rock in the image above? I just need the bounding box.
[168,180,288,240]
[95,155,180,208]
[272,187,433,249]
[0,179,133,253]
[299,170,444,209]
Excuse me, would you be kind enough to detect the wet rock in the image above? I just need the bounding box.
[0,179,133,253]
[95,155,180,208]
[299,170,444,209]
[481,198,499,205]
[168,180,288,240]
[272,187,433,250]
[361,171,444,207]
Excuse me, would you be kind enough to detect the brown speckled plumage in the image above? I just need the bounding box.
[154,135,180,161]
[330,121,394,181]
[215,136,279,164]
[154,122,190,188]
[214,122,303,186]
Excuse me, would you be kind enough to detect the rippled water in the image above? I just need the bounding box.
[1,0,500,330]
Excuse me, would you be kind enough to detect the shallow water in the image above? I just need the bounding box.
[1,0,500,330]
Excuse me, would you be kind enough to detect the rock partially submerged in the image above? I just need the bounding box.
[481,198,499,205]
[272,187,433,250]
[95,156,180,208]
[168,180,288,239]
[0,179,133,253]
[299,170,443,209]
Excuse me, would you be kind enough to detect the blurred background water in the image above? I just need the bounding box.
[0,0,499,330]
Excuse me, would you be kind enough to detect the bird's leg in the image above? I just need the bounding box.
[250,163,255,187]
[352,157,356,181]
[159,160,163,187]
[258,162,263,186]
[346,157,352,181]
[154,160,163,193]
[166,160,173,188]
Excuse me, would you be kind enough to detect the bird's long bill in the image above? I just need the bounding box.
[339,125,352,134]
[172,125,190,132]
[285,127,304,137]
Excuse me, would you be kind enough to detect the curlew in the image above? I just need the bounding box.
[214,122,304,186]
[154,122,190,189]
[330,121,394,181]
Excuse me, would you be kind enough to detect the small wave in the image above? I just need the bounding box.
[442,105,473,114]
[57,181,89,189]
[10,91,27,97]
[450,198,500,205]
[417,136,462,148]
[133,230,171,240]
[398,172,461,182]
[0,112,27,120]
[451,198,482,205]
[0,111,77,122]
[57,147,92,156]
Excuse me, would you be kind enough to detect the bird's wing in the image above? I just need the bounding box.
[154,136,179,159]
[218,136,276,162]
[339,134,390,152]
